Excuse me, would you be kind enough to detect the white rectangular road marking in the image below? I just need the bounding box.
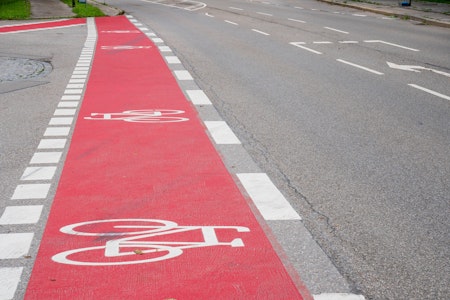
[337,59,384,75]
[186,90,212,105]
[225,20,239,25]
[229,6,243,10]
[54,108,76,116]
[21,166,57,181]
[0,205,43,224]
[151,37,164,43]
[69,78,86,84]
[165,56,181,64]
[38,138,67,149]
[252,29,270,36]
[49,117,73,125]
[61,94,81,100]
[237,173,301,220]
[324,27,349,34]
[58,101,79,108]
[44,127,70,136]
[313,41,333,44]
[30,152,62,164]
[0,267,23,300]
[204,121,241,144]
[174,70,193,81]
[314,293,366,300]
[288,18,306,23]
[11,183,51,200]
[64,88,83,94]
[158,46,172,52]
[408,84,450,101]
[339,41,359,44]
[290,42,322,55]
[257,12,273,16]
[364,40,419,52]
[66,83,84,89]
[0,233,34,259]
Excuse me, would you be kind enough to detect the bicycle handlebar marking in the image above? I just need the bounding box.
[52,219,250,266]
[84,109,189,123]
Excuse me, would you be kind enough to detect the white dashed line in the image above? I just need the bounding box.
[30,152,62,164]
[408,84,450,101]
[174,70,193,80]
[313,41,333,44]
[290,42,322,55]
[337,59,384,75]
[0,267,23,300]
[229,6,243,11]
[165,56,181,64]
[252,29,270,36]
[0,233,34,259]
[20,166,57,181]
[225,20,239,26]
[11,183,51,200]
[158,46,172,52]
[44,127,71,136]
[0,206,43,225]
[324,26,349,34]
[257,12,273,16]
[288,18,306,23]
[186,90,212,105]
[49,117,73,125]
[204,121,241,144]
[364,40,419,51]
[339,41,359,44]
[37,138,67,149]
[237,173,301,221]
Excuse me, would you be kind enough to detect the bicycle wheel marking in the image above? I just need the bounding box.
[84,109,189,123]
[52,218,249,266]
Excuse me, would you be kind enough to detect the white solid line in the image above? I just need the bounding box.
[237,173,301,220]
[225,20,239,25]
[408,84,450,101]
[0,206,43,225]
[165,56,181,64]
[21,166,57,181]
[54,109,76,116]
[174,70,193,81]
[11,183,51,200]
[252,29,270,35]
[364,40,419,52]
[30,152,62,164]
[204,121,241,144]
[49,117,73,125]
[288,18,306,23]
[313,41,333,44]
[257,12,273,16]
[290,42,322,55]
[229,6,243,10]
[337,59,384,75]
[58,101,79,108]
[44,127,70,136]
[339,41,359,44]
[324,26,349,34]
[0,267,23,300]
[186,90,212,105]
[37,139,67,149]
[0,233,34,259]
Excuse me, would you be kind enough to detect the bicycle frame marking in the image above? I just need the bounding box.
[84,109,189,123]
[52,219,250,266]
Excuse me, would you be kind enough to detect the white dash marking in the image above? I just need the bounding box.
[61,94,81,100]
[252,29,270,35]
[21,166,57,181]
[186,90,212,105]
[313,293,366,300]
[324,26,349,34]
[58,101,79,108]
[174,70,193,81]
[54,109,76,116]
[37,139,67,149]
[11,183,51,200]
[0,206,43,225]
[290,42,322,55]
[408,84,450,101]
[337,59,384,75]
[229,6,243,10]
[151,38,164,43]
[353,14,367,17]
[257,12,273,16]
[64,88,83,94]
[339,41,359,44]
[288,18,306,23]
[0,267,23,300]
[237,173,301,220]
[295,6,304,9]
[66,83,84,89]
[159,46,172,52]
[364,40,419,52]
[44,127,70,137]
[30,152,62,164]
[313,41,333,44]
[49,117,73,125]
[225,20,239,25]
[165,56,181,64]
[204,121,241,144]
[0,233,34,259]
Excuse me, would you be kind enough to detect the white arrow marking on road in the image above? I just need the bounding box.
[387,62,450,77]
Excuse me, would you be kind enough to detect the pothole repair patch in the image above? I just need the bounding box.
[0,57,52,82]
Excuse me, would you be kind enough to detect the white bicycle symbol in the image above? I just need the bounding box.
[84,109,189,123]
[52,219,250,266]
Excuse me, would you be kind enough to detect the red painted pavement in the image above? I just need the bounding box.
[0,18,85,33]
[25,16,310,299]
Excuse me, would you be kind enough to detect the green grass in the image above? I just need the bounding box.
[60,0,105,17]
[0,0,30,19]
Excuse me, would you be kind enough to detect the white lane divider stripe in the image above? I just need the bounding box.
[225,20,239,26]
[252,29,270,35]
[0,233,34,259]
[257,12,273,16]
[11,184,51,200]
[288,18,306,23]
[164,56,181,64]
[408,84,450,101]
[237,173,301,221]
[186,90,212,105]
[174,70,193,80]
[204,121,241,144]
[337,59,384,75]
[314,293,366,300]
[30,152,62,164]
[0,267,23,300]
[37,139,67,149]
[324,27,349,34]
[364,40,419,52]
[44,127,71,136]
[290,42,322,55]
[20,166,57,181]
[229,6,243,10]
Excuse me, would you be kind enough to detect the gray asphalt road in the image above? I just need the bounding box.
[108,0,449,299]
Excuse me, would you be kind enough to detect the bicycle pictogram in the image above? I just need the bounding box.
[52,219,250,266]
[84,109,189,123]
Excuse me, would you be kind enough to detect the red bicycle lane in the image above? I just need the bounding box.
[25,16,310,299]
